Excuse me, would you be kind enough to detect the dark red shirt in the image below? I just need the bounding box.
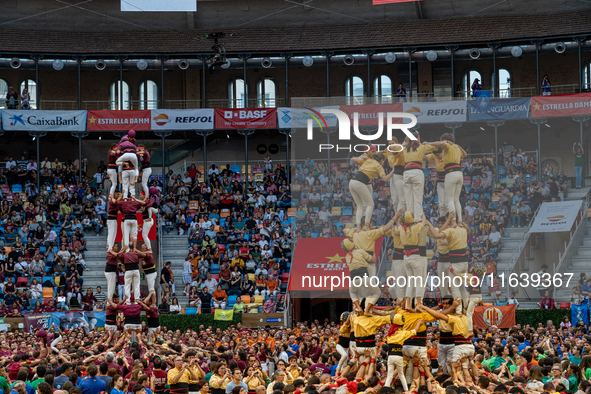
[122,251,139,270]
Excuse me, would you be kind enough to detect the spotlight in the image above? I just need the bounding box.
[480,127,485,131]
[545,124,551,127]
[99,135,102,140]
[227,134,230,138]
[32,137,36,141]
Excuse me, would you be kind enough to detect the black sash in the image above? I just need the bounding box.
[354,171,371,185]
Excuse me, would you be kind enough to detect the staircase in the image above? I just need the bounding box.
[565,186,589,201]
[160,235,190,306]
[80,235,109,291]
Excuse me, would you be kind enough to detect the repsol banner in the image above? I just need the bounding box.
[402,101,467,123]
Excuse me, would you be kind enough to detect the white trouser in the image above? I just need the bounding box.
[390,174,406,212]
[404,254,428,299]
[122,219,138,248]
[146,272,157,293]
[121,169,135,199]
[116,152,139,176]
[142,208,158,247]
[107,219,118,249]
[403,345,427,384]
[388,258,406,300]
[437,182,447,216]
[336,343,349,373]
[445,171,463,222]
[449,262,469,314]
[349,179,374,227]
[141,167,152,196]
[385,354,407,390]
[437,343,455,373]
[107,168,118,196]
[438,261,451,297]
[451,344,475,367]
[124,269,141,302]
[213,300,226,309]
[104,271,117,299]
[403,169,425,222]
[467,294,482,331]
[349,269,381,306]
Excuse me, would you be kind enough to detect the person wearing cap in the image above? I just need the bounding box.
[384,315,423,390]
[423,211,469,315]
[385,137,406,212]
[389,211,429,312]
[441,133,467,223]
[115,134,139,198]
[341,238,379,316]
[402,132,447,223]
[5,86,18,109]
[471,78,483,96]
[349,151,394,229]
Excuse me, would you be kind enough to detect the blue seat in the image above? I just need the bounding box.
[11,184,22,193]
[185,307,197,315]
[40,246,46,254]
[474,193,479,199]
[310,233,318,238]
[342,207,353,216]
[227,295,237,306]
[209,213,220,219]
[230,165,241,173]
[42,276,53,285]
[484,193,491,200]
[210,264,221,274]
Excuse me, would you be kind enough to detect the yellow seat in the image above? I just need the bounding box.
[254,295,264,304]
[189,200,199,209]
[345,223,354,228]
[248,274,255,281]
[254,173,264,182]
[427,250,434,259]
[331,207,341,215]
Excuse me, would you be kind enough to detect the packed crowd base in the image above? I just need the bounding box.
[0,312,586,394]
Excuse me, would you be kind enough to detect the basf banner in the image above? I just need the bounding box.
[529,201,582,232]
[403,101,467,123]
[2,110,87,131]
[151,109,214,130]
[467,97,530,121]
[531,93,591,118]
[277,107,339,129]
[87,110,151,131]
[215,108,277,129]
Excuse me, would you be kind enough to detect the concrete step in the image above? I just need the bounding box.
[575,247,591,257]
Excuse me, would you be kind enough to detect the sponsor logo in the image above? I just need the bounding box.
[224,110,269,119]
[152,113,171,126]
[547,215,565,222]
[8,114,25,126]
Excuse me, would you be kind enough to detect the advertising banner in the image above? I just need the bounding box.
[87,110,151,131]
[151,109,214,130]
[215,108,277,129]
[402,101,467,123]
[2,110,87,131]
[288,237,384,291]
[278,107,339,129]
[531,93,591,118]
[121,0,197,11]
[24,311,106,333]
[473,305,516,329]
[339,103,404,126]
[529,201,582,232]
[467,97,531,121]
